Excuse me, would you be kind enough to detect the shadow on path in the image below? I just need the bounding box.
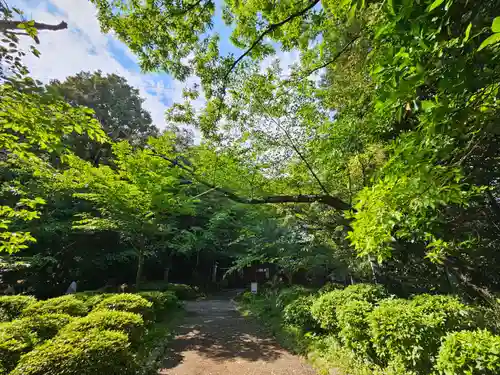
[158,293,317,375]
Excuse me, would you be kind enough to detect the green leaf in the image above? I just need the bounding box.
[478,33,500,51]
[463,23,472,43]
[492,17,500,33]
[428,0,445,12]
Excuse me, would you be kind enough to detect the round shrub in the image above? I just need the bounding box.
[22,295,87,317]
[275,286,312,310]
[336,299,374,355]
[0,295,36,321]
[311,283,387,333]
[0,321,37,372]
[61,310,144,344]
[82,293,114,309]
[310,289,345,331]
[139,282,198,300]
[368,295,475,373]
[10,329,138,375]
[93,293,153,321]
[137,291,179,316]
[318,283,345,295]
[341,283,388,303]
[283,295,317,330]
[436,329,500,375]
[13,313,72,341]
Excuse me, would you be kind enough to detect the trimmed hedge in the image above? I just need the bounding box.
[92,293,153,321]
[137,291,179,316]
[13,313,72,341]
[0,321,37,372]
[275,286,312,310]
[139,281,198,300]
[22,295,87,317]
[61,310,144,344]
[368,295,476,373]
[0,296,36,322]
[283,295,317,330]
[311,284,387,332]
[10,329,138,375]
[336,299,374,355]
[436,329,500,375]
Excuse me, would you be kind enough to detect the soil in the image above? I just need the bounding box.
[158,292,318,375]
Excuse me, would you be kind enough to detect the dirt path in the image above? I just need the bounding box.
[158,292,317,375]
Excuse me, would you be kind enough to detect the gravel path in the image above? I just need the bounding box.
[158,293,317,375]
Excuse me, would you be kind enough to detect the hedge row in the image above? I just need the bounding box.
[262,283,500,375]
[0,291,179,374]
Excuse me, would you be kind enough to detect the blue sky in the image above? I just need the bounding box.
[10,0,237,129]
[11,0,300,130]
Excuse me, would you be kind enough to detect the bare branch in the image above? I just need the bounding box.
[0,20,68,32]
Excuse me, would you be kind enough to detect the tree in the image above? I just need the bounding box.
[59,135,194,289]
[47,71,158,165]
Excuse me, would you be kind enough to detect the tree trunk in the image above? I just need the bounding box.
[163,267,170,282]
[135,250,144,291]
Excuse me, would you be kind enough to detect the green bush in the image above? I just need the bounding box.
[275,286,312,309]
[139,281,199,300]
[22,295,87,317]
[283,295,317,330]
[137,291,179,317]
[368,295,475,373]
[82,293,114,309]
[336,300,374,355]
[10,329,138,375]
[0,295,36,321]
[341,283,387,303]
[0,321,37,372]
[436,329,500,375]
[318,283,345,295]
[311,284,387,332]
[93,293,153,321]
[13,314,72,341]
[62,310,144,344]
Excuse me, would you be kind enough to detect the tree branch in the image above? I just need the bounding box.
[151,151,352,211]
[0,20,68,32]
[223,0,320,80]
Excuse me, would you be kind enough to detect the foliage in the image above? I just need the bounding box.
[282,295,317,330]
[311,284,386,331]
[0,295,36,321]
[436,329,500,375]
[336,299,374,356]
[10,329,138,375]
[368,295,476,373]
[74,293,114,309]
[13,313,72,341]
[0,320,37,372]
[139,282,199,300]
[21,295,88,317]
[137,291,179,316]
[275,285,313,310]
[92,293,154,321]
[61,310,144,345]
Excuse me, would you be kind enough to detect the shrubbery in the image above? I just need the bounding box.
[436,329,500,375]
[336,299,373,355]
[0,295,36,321]
[275,286,312,310]
[22,295,88,317]
[0,320,37,372]
[368,294,477,373]
[283,295,316,330]
[139,281,199,300]
[62,310,144,344]
[13,313,72,341]
[137,291,179,316]
[10,329,138,375]
[93,293,154,321]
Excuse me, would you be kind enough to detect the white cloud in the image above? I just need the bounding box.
[12,0,171,129]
